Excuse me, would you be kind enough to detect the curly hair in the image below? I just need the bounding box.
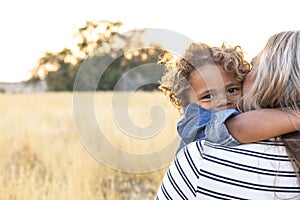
[158,42,250,113]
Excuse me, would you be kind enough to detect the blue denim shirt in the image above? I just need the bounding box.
[177,103,241,152]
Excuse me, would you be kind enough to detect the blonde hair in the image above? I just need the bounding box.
[159,42,250,113]
[243,30,300,184]
[244,31,300,110]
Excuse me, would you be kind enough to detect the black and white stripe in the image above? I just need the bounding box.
[155,140,300,199]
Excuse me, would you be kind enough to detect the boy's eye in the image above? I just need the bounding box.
[202,94,212,99]
[228,88,238,93]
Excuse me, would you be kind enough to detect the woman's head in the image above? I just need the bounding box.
[159,42,250,113]
[243,30,300,184]
[243,31,300,111]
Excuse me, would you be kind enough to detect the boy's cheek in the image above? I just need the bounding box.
[230,93,242,104]
[197,102,212,110]
[187,90,198,104]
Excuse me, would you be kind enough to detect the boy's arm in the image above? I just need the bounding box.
[225,109,300,143]
[205,109,241,146]
[177,104,213,146]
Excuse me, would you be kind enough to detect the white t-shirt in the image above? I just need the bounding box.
[155,139,300,199]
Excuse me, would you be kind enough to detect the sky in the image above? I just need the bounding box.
[0,0,299,82]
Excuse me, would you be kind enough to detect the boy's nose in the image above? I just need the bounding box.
[215,99,228,110]
[214,95,232,110]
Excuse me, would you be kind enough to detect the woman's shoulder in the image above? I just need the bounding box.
[168,139,298,199]
[177,139,299,199]
[201,139,288,156]
[179,138,290,163]
[174,138,291,173]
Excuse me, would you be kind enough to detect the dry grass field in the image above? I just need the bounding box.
[0,92,181,200]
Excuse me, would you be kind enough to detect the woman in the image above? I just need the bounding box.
[155,31,300,199]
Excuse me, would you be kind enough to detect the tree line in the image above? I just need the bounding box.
[29,20,167,91]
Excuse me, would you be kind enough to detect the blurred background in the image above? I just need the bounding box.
[1,0,299,85]
[0,0,299,199]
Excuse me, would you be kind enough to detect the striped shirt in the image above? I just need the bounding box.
[155,139,300,199]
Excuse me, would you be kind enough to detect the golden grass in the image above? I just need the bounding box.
[0,92,180,200]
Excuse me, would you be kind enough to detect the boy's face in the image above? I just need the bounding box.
[188,64,242,111]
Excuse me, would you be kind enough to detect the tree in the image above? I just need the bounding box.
[30,20,167,91]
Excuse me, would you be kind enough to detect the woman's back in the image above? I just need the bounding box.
[156,140,300,199]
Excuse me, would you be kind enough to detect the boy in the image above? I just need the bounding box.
[159,42,298,153]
